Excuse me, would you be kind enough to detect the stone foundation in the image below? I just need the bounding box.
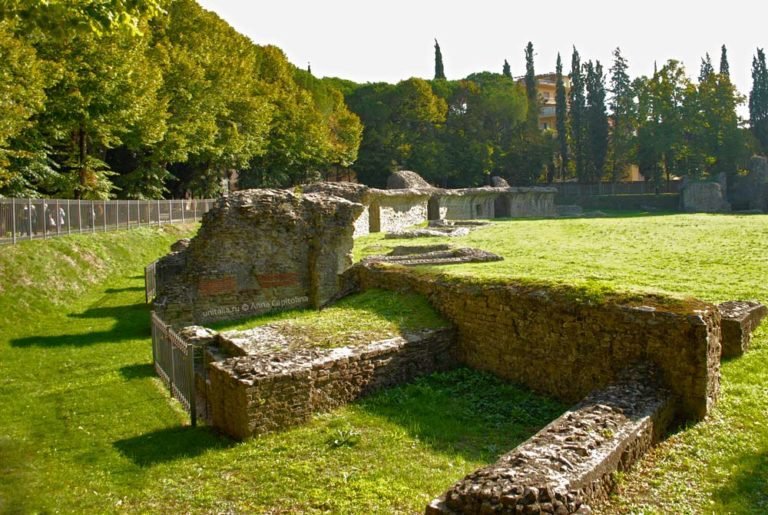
[427,365,674,514]
[718,301,767,358]
[206,328,457,439]
[348,264,721,422]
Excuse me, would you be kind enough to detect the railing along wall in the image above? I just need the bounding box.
[151,312,199,426]
[0,198,216,245]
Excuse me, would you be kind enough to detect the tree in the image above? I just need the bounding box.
[585,60,609,182]
[569,47,587,182]
[434,39,446,80]
[524,42,538,130]
[750,48,768,152]
[719,44,730,77]
[554,53,568,179]
[608,48,635,182]
[699,53,714,83]
[502,59,511,78]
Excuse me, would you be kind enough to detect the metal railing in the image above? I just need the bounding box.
[151,312,198,426]
[145,261,158,303]
[0,198,216,245]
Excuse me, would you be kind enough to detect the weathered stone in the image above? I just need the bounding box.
[349,263,721,422]
[431,365,674,514]
[154,189,363,325]
[170,238,191,252]
[364,247,503,267]
[386,227,471,238]
[680,181,731,213]
[388,244,454,256]
[491,176,511,188]
[387,170,433,190]
[206,328,457,439]
[718,301,768,358]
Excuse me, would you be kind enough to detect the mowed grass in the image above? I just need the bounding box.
[0,225,564,513]
[210,289,449,349]
[358,212,768,513]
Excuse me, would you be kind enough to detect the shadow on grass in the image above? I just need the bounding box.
[119,363,155,380]
[114,426,234,467]
[356,367,565,462]
[104,286,145,294]
[713,451,768,510]
[11,302,150,348]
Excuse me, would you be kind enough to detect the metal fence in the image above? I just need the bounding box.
[151,312,198,426]
[145,260,157,303]
[0,198,216,245]
[555,181,682,197]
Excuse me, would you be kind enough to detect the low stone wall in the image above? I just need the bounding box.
[427,365,674,514]
[348,264,721,422]
[206,328,457,439]
[495,188,557,218]
[374,192,430,233]
[435,189,499,219]
[681,181,731,213]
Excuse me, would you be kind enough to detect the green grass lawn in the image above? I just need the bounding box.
[209,289,448,349]
[2,213,767,514]
[0,225,563,513]
[357,212,768,513]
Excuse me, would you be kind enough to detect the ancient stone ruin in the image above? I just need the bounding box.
[149,174,766,514]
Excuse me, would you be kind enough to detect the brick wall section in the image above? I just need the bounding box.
[206,328,456,439]
[427,365,675,514]
[349,264,721,422]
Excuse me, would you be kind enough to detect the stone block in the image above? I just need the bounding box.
[718,301,768,358]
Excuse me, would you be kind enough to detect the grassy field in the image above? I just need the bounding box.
[2,213,767,513]
[357,212,768,513]
[210,289,448,349]
[0,225,563,513]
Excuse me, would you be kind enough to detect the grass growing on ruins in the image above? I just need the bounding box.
[0,224,564,513]
[357,212,768,513]
[209,288,449,348]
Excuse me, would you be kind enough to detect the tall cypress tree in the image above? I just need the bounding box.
[524,41,538,130]
[609,47,635,182]
[555,53,568,178]
[502,59,512,78]
[750,48,768,152]
[434,39,446,80]
[720,44,730,77]
[585,60,609,183]
[569,46,586,181]
[699,53,714,83]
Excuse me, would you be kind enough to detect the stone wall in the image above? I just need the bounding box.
[495,188,557,218]
[206,328,456,439]
[428,365,674,514]
[373,192,430,233]
[435,189,500,219]
[154,189,363,325]
[730,155,768,212]
[681,181,731,213]
[348,264,721,422]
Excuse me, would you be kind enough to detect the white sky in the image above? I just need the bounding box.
[198,0,766,118]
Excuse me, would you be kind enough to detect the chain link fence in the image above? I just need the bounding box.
[0,198,216,245]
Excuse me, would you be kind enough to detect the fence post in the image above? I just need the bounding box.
[116,200,120,228]
[181,199,185,223]
[55,199,60,236]
[11,198,16,245]
[188,343,197,427]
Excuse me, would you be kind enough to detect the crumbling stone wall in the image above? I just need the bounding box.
[428,365,674,514]
[681,181,731,213]
[349,264,721,422]
[495,188,557,218]
[374,191,430,232]
[154,189,363,325]
[206,328,456,439]
[435,189,500,219]
[730,155,768,212]
[387,170,433,189]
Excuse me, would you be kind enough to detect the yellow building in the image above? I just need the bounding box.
[517,73,571,131]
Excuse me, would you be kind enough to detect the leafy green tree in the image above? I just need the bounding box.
[699,53,714,82]
[750,48,768,152]
[608,48,635,182]
[502,59,512,78]
[434,39,446,80]
[524,42,538,130]
[554,53,568,179]
[719,44,730,77]
[585,61,609,182]
[569,47,587,182]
